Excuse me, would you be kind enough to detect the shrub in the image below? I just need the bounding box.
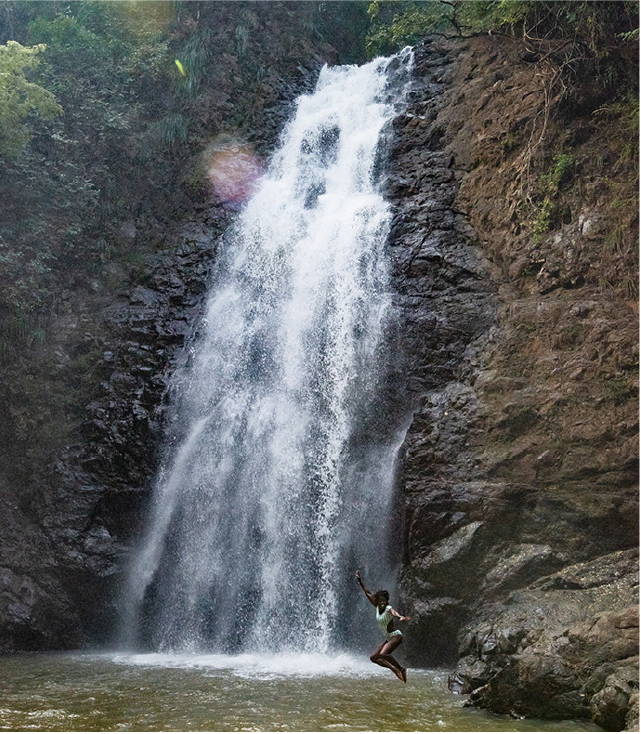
[365,0,639,58]
[532,153,575,237]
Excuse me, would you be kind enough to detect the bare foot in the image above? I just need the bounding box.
[391,666,404,682]
[400,666,407,683]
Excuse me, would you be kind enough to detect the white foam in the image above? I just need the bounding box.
[107,651,383,680]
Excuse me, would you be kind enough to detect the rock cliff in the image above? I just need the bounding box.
[388,37,638,730]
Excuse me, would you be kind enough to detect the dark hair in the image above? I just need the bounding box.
[375,589,389,603]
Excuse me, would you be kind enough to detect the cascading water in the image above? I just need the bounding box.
[122,49,413,655]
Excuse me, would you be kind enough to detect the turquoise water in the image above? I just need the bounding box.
[0,652,600,731]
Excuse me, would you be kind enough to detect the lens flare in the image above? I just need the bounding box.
[204,135,263,208]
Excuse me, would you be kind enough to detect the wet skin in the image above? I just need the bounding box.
[355,570,410,683]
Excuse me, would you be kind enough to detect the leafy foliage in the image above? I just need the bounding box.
[0,40,61,157]
[594,94,639,145]
[311,1,371,63]
[0,0,368,324]
[532,153,575,236]
[366,2,449,54]
[0,2,177,317]
[365,0,529,55]
[365,1,639,57]
[151,112,189,147]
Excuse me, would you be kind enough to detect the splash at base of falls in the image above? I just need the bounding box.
[0,653,601,732]
[121,48,415,654]
[111,651,377,680]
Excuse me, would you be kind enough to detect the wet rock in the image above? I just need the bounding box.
[0,493,83,651]
[118,220,137,241]
[130,286,160,307]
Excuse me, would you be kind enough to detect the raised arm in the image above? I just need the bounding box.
[355,570,377,606]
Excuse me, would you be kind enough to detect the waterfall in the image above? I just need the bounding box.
[122,49,413,654]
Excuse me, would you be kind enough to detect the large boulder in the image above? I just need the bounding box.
[451,551,639,729]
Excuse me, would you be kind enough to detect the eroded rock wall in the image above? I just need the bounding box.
[382,42,496,662]
[388,36,638,729]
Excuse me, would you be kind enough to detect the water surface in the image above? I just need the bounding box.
[0,652,600,731]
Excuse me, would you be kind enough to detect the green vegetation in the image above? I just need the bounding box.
[604,375,636,406]
[532,153,575,237]
[312,2,371,64]
[0,41,61,157]
[0,0,375,375]
[0,0,375,339]
[364,1,637,255]
[365,1,639,57]
[594,94,639,168]
[366,2,453,53]
[0,2,176,320]
[151,112,189,147]
[365,0,529,55]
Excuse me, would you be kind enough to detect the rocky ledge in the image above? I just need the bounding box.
[452,550,638,730]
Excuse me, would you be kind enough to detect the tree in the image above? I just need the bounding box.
[0,40,61,158]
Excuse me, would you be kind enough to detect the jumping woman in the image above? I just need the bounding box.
[355,569,411,683]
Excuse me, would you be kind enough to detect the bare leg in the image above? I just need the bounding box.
[380,637,406,682]
[370,640,404,682]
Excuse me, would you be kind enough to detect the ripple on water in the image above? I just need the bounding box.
[0,653,602,732]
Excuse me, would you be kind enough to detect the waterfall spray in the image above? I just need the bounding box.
[122,48,413,653]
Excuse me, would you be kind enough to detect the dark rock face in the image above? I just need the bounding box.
[387,36,638,730]
[2,216,236,650]
[0,20,335,651]
[37,212,233,643]
[384,39,496,664]
[381,45,496,666]
[0,488,81,651]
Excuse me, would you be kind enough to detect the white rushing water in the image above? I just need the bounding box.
[110,652,379,680]
[122,49,413,654]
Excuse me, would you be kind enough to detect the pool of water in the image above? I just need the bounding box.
[0,652,600,731]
